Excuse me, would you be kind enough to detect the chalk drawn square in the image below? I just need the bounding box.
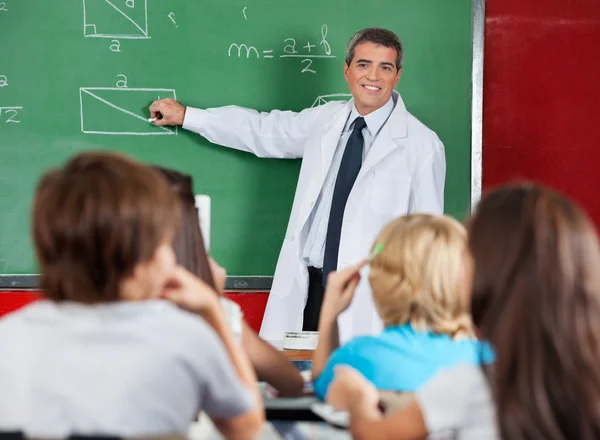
[83,0,149,39]
[311,93,352,108]
[79,87,178,136]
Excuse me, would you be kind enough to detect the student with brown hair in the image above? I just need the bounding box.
[311,214,488,400]
[155,167,304,397]
[0,153,263,439]
[326,183,600,440]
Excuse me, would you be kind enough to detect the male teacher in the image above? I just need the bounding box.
[150,28,445,344]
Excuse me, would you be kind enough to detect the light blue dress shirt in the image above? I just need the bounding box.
[302,97,395,268]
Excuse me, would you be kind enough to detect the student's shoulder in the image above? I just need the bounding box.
[135,303,235,382]
[423,363,488,397]
[147,300,210,326]
[325,336,399,384]
[0,300,51,328]
[141,300,219,344]
[470,340,496,364]
[339,334,381,351]
[332,335,388,362]
[434,337,491,368]
[416,363,488,421]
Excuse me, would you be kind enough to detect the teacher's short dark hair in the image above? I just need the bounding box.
[346,28,404,71]
[32,152,179,303]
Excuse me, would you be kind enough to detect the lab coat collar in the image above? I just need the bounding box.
[326,90,407,140]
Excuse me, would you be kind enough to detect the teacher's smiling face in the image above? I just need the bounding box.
[344,42,402,116]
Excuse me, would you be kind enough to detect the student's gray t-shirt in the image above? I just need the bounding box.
[0,300,254,438]
[416,364,499,440]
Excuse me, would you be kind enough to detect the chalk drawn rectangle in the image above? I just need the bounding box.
[79,87,178,136]
[83,0,150,39]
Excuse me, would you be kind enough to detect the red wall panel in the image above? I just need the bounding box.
[0,292,40,316]
[225,292,269,334]
[483,0,600,226]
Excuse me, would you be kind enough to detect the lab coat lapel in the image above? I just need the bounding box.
[319,103,352,180]
[294,103,352,234]
[357,91,408,182]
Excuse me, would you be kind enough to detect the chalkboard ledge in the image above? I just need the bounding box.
[0,275,273,292]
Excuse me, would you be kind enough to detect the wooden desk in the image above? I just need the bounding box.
[282,349,314,361]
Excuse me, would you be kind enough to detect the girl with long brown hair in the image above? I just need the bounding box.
[325,183,600,440]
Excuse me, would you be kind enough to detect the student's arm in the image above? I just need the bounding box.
[213,261,304,396]
[378,391,416,413]
[349,400,428,440]
[242,322,304,397]
[163,267,264,438]
[313,340,383,400]
[201,302,261,401]
[149,98,328,159]
[202,306,264,440]
[311,262,365,381]
[327,366,428,440]
[312,342,350,400]
[193,323,264,440]
[408,136,445,215]
[311,310,340,380]
[329,364,479,440]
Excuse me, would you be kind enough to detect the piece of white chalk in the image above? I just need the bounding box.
[148,117,157,123]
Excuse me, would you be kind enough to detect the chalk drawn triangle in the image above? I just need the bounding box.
[83,0,149,39]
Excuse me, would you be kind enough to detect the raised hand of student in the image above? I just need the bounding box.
[326,365,379,413]
[161,265,221,317]
[320,260,366,322]
[163,267,265,438]
[312,260,366,381]
[149,98,186,126]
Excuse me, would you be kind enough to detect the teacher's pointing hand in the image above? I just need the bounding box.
[149,98,186,126]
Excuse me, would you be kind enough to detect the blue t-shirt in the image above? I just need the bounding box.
[313,324,493,400]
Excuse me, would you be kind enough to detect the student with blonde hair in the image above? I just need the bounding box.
[312,214,490,399]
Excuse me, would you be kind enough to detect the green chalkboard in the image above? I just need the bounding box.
[0,0,474,278]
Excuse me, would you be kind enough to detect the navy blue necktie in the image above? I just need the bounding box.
[322,117,367,285]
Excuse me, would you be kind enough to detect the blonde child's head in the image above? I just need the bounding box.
[369,214,474,339]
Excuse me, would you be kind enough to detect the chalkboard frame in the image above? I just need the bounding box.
[0,0,485,292]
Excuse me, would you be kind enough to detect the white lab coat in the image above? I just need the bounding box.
[183,91,445,344]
